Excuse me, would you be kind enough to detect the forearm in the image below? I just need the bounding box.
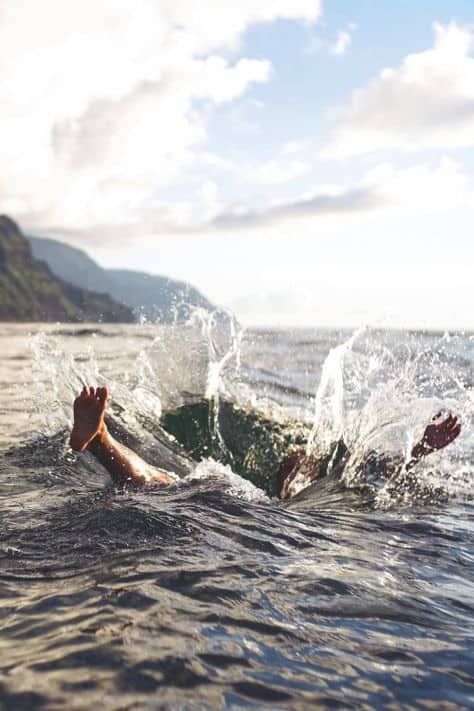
[405,445,424,471]
[406,440,436,471]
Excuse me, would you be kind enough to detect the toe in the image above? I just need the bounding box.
[98,387,108,403]
[445,416,457,432]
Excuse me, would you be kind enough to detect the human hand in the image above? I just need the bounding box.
[414,412,461,458]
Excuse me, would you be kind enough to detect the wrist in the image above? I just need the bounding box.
[411,440,433,461]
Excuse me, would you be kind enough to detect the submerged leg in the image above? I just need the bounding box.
[278,439,348,500]
[70,386,176,488]
[277,450,322,500]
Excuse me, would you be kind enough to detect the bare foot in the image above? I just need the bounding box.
[70,386,109,452]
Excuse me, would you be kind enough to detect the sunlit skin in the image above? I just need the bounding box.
[70,386,176,488]
[410,412,461,461]
[71,386,461,498]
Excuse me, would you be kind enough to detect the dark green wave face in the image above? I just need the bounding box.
[162,399,309,497]
[160,401,412,505]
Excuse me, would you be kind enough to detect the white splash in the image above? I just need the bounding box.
[306,327,365,455]
[180,458,269,503]
[189,308,243,459]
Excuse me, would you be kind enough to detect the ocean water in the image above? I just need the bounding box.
[0,319,473,709]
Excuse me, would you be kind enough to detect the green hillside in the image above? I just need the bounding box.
[0,215,134,323]
[28,233,222,323]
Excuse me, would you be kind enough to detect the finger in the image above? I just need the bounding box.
[444,413,454,427]
[447,416,458,430]
[437,415,453,431]
[450,424,461,441]
[80,386,87,398]
[443,415,457,432]
[88,386,95,398]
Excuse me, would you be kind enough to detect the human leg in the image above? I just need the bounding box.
[70,386,176,488]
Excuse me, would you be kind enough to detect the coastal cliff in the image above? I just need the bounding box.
[0,215,134,323]
[28,233,220,323]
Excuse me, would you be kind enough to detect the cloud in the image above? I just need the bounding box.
[330,31,352,56]
[246,159,311,185]
[306,23,356,57]
[32,183,381,245]
[171,156,474,231]
[189,185,383,231]
[210,140,313,185]
[189,138,315,192]
[281,139,313,155]
[52,58,271,175]
[322,23,474,157]
[0,0,321,232]
[27,154,473,249]
[204,156,474,230]
[367,156,474,214]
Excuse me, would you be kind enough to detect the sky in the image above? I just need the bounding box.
[1,0,473,329]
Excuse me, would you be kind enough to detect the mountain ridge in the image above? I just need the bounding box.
[28,233,221,323]
[0,215,134,323]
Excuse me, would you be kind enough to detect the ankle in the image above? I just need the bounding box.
[88,424,109,450]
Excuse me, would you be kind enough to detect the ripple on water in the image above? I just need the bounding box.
[0,325,473,708]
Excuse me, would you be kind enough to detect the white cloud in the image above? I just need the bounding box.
[193,157,474,231]
[330,31,352,56]
[198,180,221,221]
[49,155,472,245]
[366,157,474,214]
[281,139,313,154]
[306,23,356,57]
[199,140,313,186]
[229,156,311,186]
[322,23,474,157]
[208,186,380,230]
[192,156,474,232]
[0,0,321,233]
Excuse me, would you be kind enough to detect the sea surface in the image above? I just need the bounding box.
[0,319,473,709]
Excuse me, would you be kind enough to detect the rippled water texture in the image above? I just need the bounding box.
[0,322,473,709]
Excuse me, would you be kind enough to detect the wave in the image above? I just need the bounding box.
[1,318,473,710]
[3,316,472,509]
